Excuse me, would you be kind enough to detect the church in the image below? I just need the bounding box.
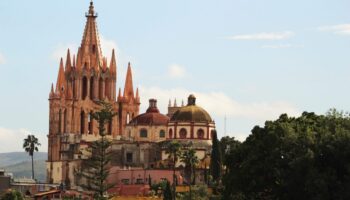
[47,1,215,193]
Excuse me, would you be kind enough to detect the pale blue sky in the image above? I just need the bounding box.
[0,0,349,152]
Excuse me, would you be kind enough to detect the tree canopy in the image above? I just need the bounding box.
[223,111,350,200]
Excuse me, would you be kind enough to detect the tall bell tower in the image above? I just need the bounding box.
[47,1,140,185]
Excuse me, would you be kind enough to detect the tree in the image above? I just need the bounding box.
[163,180,173,200]
[180,148,199,200]
[23,134,41,180]
[180,148,199,185]
[0,189,24,200]
[210,130,222,182]
[165,141,182,200]
[77,101,116,199]
[223,111,350,200]
[220,136,241,166]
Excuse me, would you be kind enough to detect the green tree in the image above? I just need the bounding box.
[0,189,24,200]
[180,148,199,185]
[165,141,182,200]
[223,111,350,200]
[180,148,199,200]
[220,136,241,166]
[77,101,116,199]
[23,134,41,180]
[163,180,173,200]
[210,130,222,182]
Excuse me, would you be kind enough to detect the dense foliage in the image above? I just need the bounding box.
[223,111,350,200]
[0,189,24,200]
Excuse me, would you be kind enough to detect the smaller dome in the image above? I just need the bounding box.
[171,94,212,122]
[129,99,169,125]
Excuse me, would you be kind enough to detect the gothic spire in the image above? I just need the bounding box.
[56,58,65,93]
[110,49,117,75]
[123,62,134,99]
[80,0,103,70]
[65,49,72,72]
[49,83,55,98]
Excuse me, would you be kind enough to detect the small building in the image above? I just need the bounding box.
[0,169,11,192]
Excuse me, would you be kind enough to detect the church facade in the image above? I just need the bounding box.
[47,1,215,190]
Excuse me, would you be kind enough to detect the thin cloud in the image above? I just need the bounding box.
[168,64,186,79]
[0,52,6,64]
[318,24,350,35]
[226,31,295,41]
[261,44,304,49]
[0,127,48,153]
[138,86,300,120]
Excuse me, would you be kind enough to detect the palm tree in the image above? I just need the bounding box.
[23,134,41,180]
[180,148,199,200]
[165,141,182,200]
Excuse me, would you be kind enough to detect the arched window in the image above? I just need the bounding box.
[92,45,96,54]
[58,110,62,134]
[80,111,85,134]
[160,130,165,138]
[88,113,93,135]
[169,129,173,139]
[140,129,148,138]
[90,77,94,100]
[105,79,110,99]
[108,120,113,135]
[99,78,104,100]
[63,110,67,133]
[126,113,130,124]
[197,129,204,139]
[72,79,76,99]
[82,77,88,100]
[179,128,187,139]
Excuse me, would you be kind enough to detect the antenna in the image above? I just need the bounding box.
[224,115,227,136]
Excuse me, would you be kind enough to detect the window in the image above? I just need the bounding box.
[180,128,187,139]
[121,179,130,185]
[88,113,93,134]
[169,129,173,138]
[72,79,76,98]
[99,78,104,99]
[108,120,112,135]
[105,79,110,99]
[140,129,148,138]
[58,110,62,134]
[82,77,88,100]
[136,179,144,184]
[92,45,96,53]
[197,129,204,139]
[126,113,130,124]
[90,76,94,99]
[80,111,85,134]
[63,110,67,133]
[160,130,165,138]
[126,153,133,163]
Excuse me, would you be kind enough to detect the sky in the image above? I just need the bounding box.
[0,0,349,153]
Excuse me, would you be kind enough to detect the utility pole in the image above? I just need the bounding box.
[224,115,227,136]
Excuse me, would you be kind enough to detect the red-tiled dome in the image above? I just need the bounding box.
[129,99,169,125]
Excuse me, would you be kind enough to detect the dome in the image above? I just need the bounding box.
[171,94,212,122]
[129,99,169,125]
